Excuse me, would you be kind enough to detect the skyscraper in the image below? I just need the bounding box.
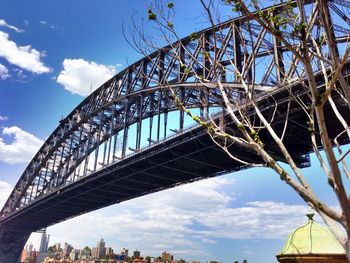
[39,229,49,253]
[96,238,106,258]
[37,230,50,263]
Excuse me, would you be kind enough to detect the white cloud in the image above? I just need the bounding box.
[0,126,43,164]
[0,31,51,74]
[0,63,10,79]
[0,181,12,208]
[196,201,308,240]
[39,21,47,24]
[56,58,117,96]
[24,177,310,259]
[0,115,8,121]
[0,19,24,33]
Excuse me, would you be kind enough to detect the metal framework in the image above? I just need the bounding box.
[0,0,350,261]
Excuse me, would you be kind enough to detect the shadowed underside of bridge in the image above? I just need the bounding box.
[1,0,350,262]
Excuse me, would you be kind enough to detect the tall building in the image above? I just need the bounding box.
[37,231,50,263]
[121,248,129,257]
[96,238,106,258]
[39,229,50,253]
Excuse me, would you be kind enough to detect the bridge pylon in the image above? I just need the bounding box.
[0,227,30,263]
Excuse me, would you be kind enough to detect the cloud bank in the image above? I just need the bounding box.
[36,177,308,259]
[56,59,117,96]
[0,126,43,164]
[0,31,51,74]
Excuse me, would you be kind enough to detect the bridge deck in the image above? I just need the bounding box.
[2,85,349,233]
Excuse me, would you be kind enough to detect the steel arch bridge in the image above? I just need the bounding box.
[1,0,350,262]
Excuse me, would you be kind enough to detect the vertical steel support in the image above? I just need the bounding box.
[122,69,132,158]
[102,119,110,166]
[157,51,164,141]
[122,101,129,159]
[62,132,75,184]
[83,119,93,176]
[93,114,103,171]
[233,23,242,82]
[149,93,154,145]
[272,15,285,82]
[113,131,119,160]
[157,90,162,141]
[56,144,66,186]
[41,161,50,196]
[136,93,143,151]
[200,33,210,118]
[50,153,58,188]
[179,44,185,130]
[324,1,340,57]
[72,127,84,180]
[107,107,116,164]
[164,111,168,138]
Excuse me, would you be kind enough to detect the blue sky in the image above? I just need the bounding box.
[0,1,344,262]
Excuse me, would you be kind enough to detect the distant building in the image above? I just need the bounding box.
[39,230,50,253]
[21,249,28,263]
[63,243,73,257]
[37,253,48,263]
[121,248,129,257]
[276,213,347,263]
[162,251,173,262]
[105,246,113,257]
[133,250,141,258]
[54,243,61,252]
[37,229,50,263]
[29,250,39,263]
[78,248,91,259]
[69,249,79,260]
[91,247,97,258]
[115,254,126,261]
[96,238,106,258]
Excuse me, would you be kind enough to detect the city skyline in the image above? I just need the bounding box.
[0,1,343,263]
[25,234,241,263]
